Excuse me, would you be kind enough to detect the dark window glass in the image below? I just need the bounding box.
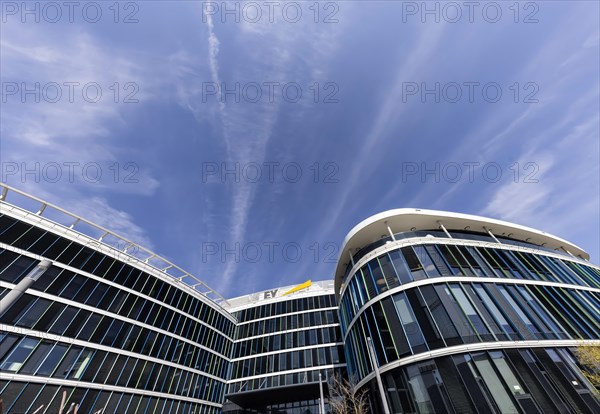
[0,335,20,362]
[77,313,102,340]
[0,337,39,372]
[61,274,88,300]
[473,285,519,340]
[419,285,462,346]
[359,266,377,299]
[85,281,108,307]
[15,297,51,328]
[0,220,32,245]
[462,284,507,341]
[48,306,79,336]
[368,259,388,294]
[0,255,37,283]
[449,284,492,341]
[30,265,62,291]
[93,256,116,278]
[401,247,427,280]
[435,356,477,413]
[27,232,59,255]
[414,246,441,277]
[19,341,53,375]
[33,302,64,331]
[42,237,71,260]
[0,294,35,325]
[56,242,85,267]
[45,270,76,296]
[392,293,427,353]
[389,250,412,284]
[0,250,20,274]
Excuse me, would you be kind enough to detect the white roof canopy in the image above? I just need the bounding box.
[334,208,589,294]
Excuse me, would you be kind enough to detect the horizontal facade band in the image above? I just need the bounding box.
[0,324,225,383]
[0,200,235,320]
[235,307,338,326]
[340,236,599,300]
[234,323,340,343]
[0,241,235,343]
[231,342,344,362]
[0,278,231,363]
[226,363,347,384]
[343,275,600,343]
[355,338,600,390]
[0,372,223,408]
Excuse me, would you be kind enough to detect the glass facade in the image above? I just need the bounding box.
[336,211,600,414]
[0,210,234,413]
[1,188,598,414]
[223,283,346,413]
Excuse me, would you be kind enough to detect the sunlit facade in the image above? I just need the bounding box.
[335,209,600,413]
[1,185,599,414]
[222,281,346,413]
[0,186,234,413]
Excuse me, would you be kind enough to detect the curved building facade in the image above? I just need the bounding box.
[1,183,599,414]
[0,186,235,413]
[335,209,600,414]
[223,280,346,413]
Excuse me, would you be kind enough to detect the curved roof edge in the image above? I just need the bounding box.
[0,183,231,311]
[334,208,590,295]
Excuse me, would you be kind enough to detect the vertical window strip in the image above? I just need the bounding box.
[451,284,495,340]
[518,285,568,339]
[503,285,552,339]
[547,287,596,338]
[561,289,600,335]
[529,286,583,339]
[441,284,483,341]
[479,249,511,278]
[540,256,580,286]
[474,285,519,340]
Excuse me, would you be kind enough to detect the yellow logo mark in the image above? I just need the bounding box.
[282,280,312,296]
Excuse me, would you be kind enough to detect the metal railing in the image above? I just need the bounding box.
[0,183,229,306]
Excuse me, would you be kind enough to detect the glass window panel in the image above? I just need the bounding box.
[449,285,492,340]
[0,337,39,372]
[0,255,37,283]
[419,286,462,346]
[369,259,388,293]
[19,342,53,375]
[402,247,427,280]
[393,293,427,352]
[15,297,51,328]
[445,245,476,276]
[389,250,413,284]
[406,365,435,413]
[414,246,441,277]
[379,253,401,289]
[0,335,20,361]
[497,286,538,337]
[472,354,518,413]
[435,285,478,343]
[32,302,64,331]
[30,265,62,292]
[35,344,69,376]
[489,352,526,396]
[424,245,453,276]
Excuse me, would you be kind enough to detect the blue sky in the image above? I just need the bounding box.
[1,1,599,298]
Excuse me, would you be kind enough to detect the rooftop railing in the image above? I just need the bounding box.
[0,183,229,307]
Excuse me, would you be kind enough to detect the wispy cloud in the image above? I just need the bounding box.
[1,23,159,245]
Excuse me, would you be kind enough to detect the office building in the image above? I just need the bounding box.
[335,209,600,413]
[1,184,599,413]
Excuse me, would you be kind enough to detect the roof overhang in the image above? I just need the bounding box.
[225,381,327,408]
[334,208,589,296]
